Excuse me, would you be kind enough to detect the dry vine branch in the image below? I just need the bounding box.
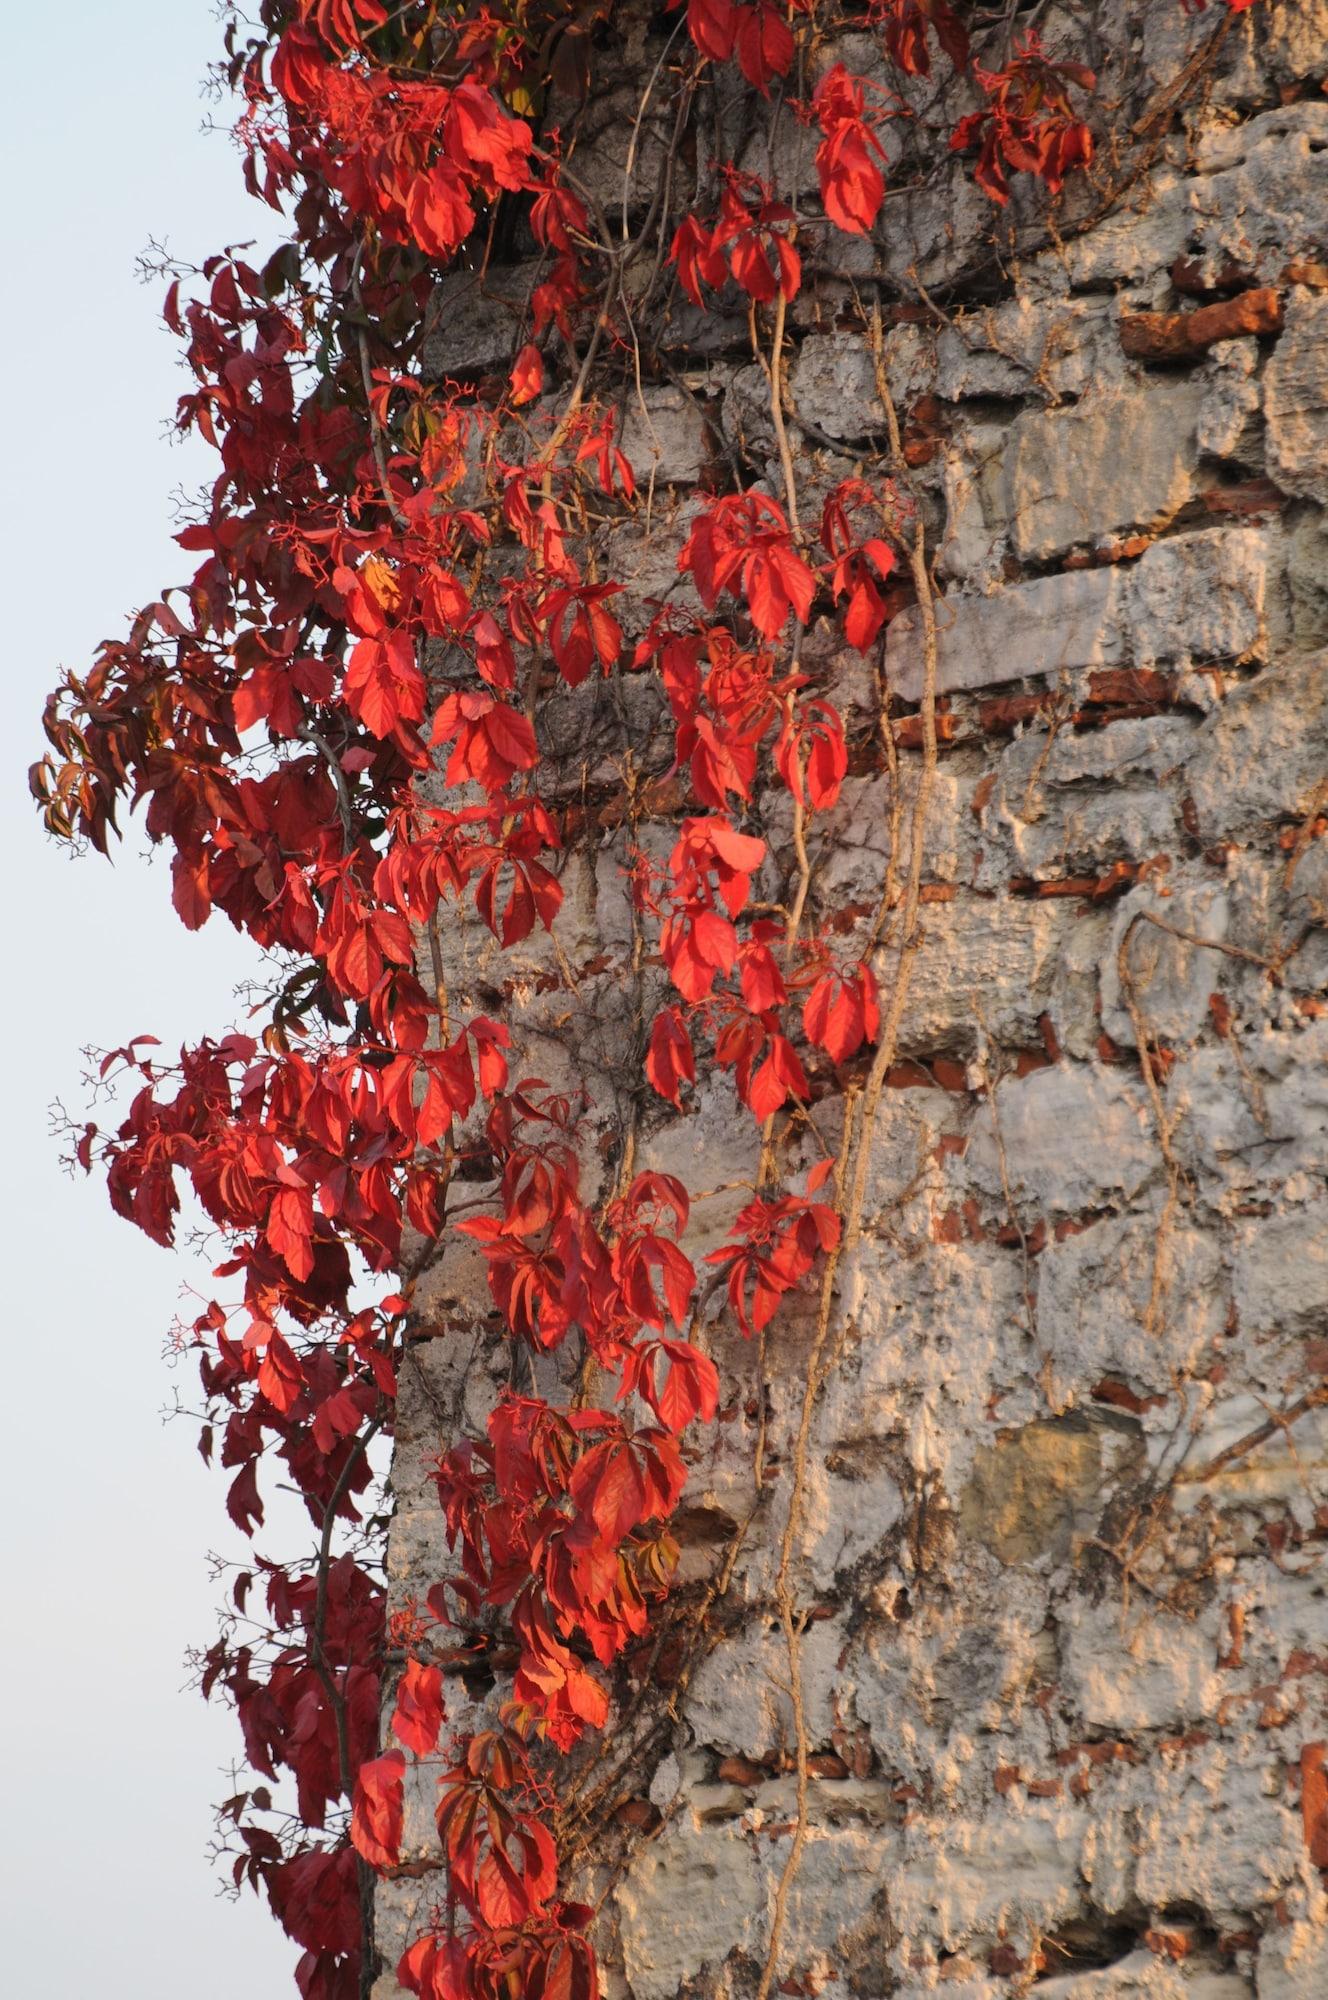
[755,344,942,2000]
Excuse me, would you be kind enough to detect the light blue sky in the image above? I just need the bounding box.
[1,4,301,1987]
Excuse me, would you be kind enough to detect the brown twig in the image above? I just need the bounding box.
[755,356,940,1996]
[308,1414,386,1998]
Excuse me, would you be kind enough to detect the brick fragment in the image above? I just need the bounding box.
[1301,1742,1328,1868]
[1120,288,1284,360]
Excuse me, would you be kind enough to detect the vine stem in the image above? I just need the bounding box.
[308,1413,386,2000]
[350,245,410,533]
[761,264,814,969]
[755,353,941,2000]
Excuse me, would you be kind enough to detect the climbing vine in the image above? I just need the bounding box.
[33,3,1261,1998]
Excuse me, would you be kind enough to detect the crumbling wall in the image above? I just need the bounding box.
[378,5,1328,1995]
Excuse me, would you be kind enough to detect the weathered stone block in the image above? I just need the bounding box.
[423,266,530,375]
[790,333,887,441]
[1173,1392,1328,1520]
[616,1785,896,2000]
[936,296,1123,404]
[959,1418,1103,1565]
[1102,876,1231,1048]
[1167,1022,1328,1197]
[888,1803,1085,1953]
[682,1620,845,1763]
[966,1064,1156,1214]
[1258,1919,1328,2000]
[1128,527,1270,669]
[993,783,1181,884]
[1184,647,1328,841]
[1266,289,1328,502]
[888,895,1079,1055]
[1001,714,1197,797]
[616,1804,761,2000]
[889,526,1271,702]
[1230,1200,1328,1339]
[1196,336,1264,466]
[614,385,710,487]
[1038,1953,1250,1998]
[1130,1743,1304,1917]
[1037,1203,1224,1403]
[886,567,1126,703]
[937,426,1010,584]
[1189,103,1328,286]
[1062,1601,1226,1733]
[999,385,1201,562]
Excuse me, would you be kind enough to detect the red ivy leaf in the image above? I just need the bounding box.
[350,1751,405,1869]
[646,1006,696,1108]
[510,343,544,405]
[392,1659,445,1756]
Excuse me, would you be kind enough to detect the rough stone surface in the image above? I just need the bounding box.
[378,7,1328,1997]
[886,566,1127,703]
[887,525,1273,702]
[999,385,1202,564]
[1265,290,1328,502]
[959,1418,1103,1564]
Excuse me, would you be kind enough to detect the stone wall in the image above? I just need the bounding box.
[378,6,1328,1996]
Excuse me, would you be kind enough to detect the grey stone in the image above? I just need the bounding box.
[887,895,1080,1055]
[999,385,1201,562]
[959,1418,1103,1565]
[1054,166,1193,290]
[1189,103,1328,285]
[1257,1918,1328,2000]
[886,567,1126,703]
[1184,647,1328,841]
[1048,905,1118,1060]
[722,358,777,460]
[938,427,1011,585]
[1144,0,1328,112]
[876,164,994,292]
[995,783,1181,882]
[1039,1954,1249,1998]
[1231,1200,1328,1338]
[1173,1392,1328,1522]
[889,527,1267,703]
[1266,289,1328,503]
[1289,838,1328,929]
[1129,526,1271,668]
[616,1805,762,2000]
[834,1242,1028,1478]
[1168,1023,1328,1197]
[966,1064,1156,1214]
[1102,876,1232,1048]
[423,265,533,376]
[546,55,673,219]
[875,319,938,407]
[935,296,1123,404]
[1037,1203,1225,1403]
[813,766,979,905]
[1286,507,1328,647]
[1006,714,1197,795]
[683,1620,845,1763]
[614,385,709,487]
[1130,1742,1304,1916]
[790,333,888,441]
[1061,1601,1224,1733]
[888,1802,1084,1952]
[1197,337,1263,466]
[616,1783,897,2000]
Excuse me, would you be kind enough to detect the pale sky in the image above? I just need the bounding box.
[1,4,302,1987]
